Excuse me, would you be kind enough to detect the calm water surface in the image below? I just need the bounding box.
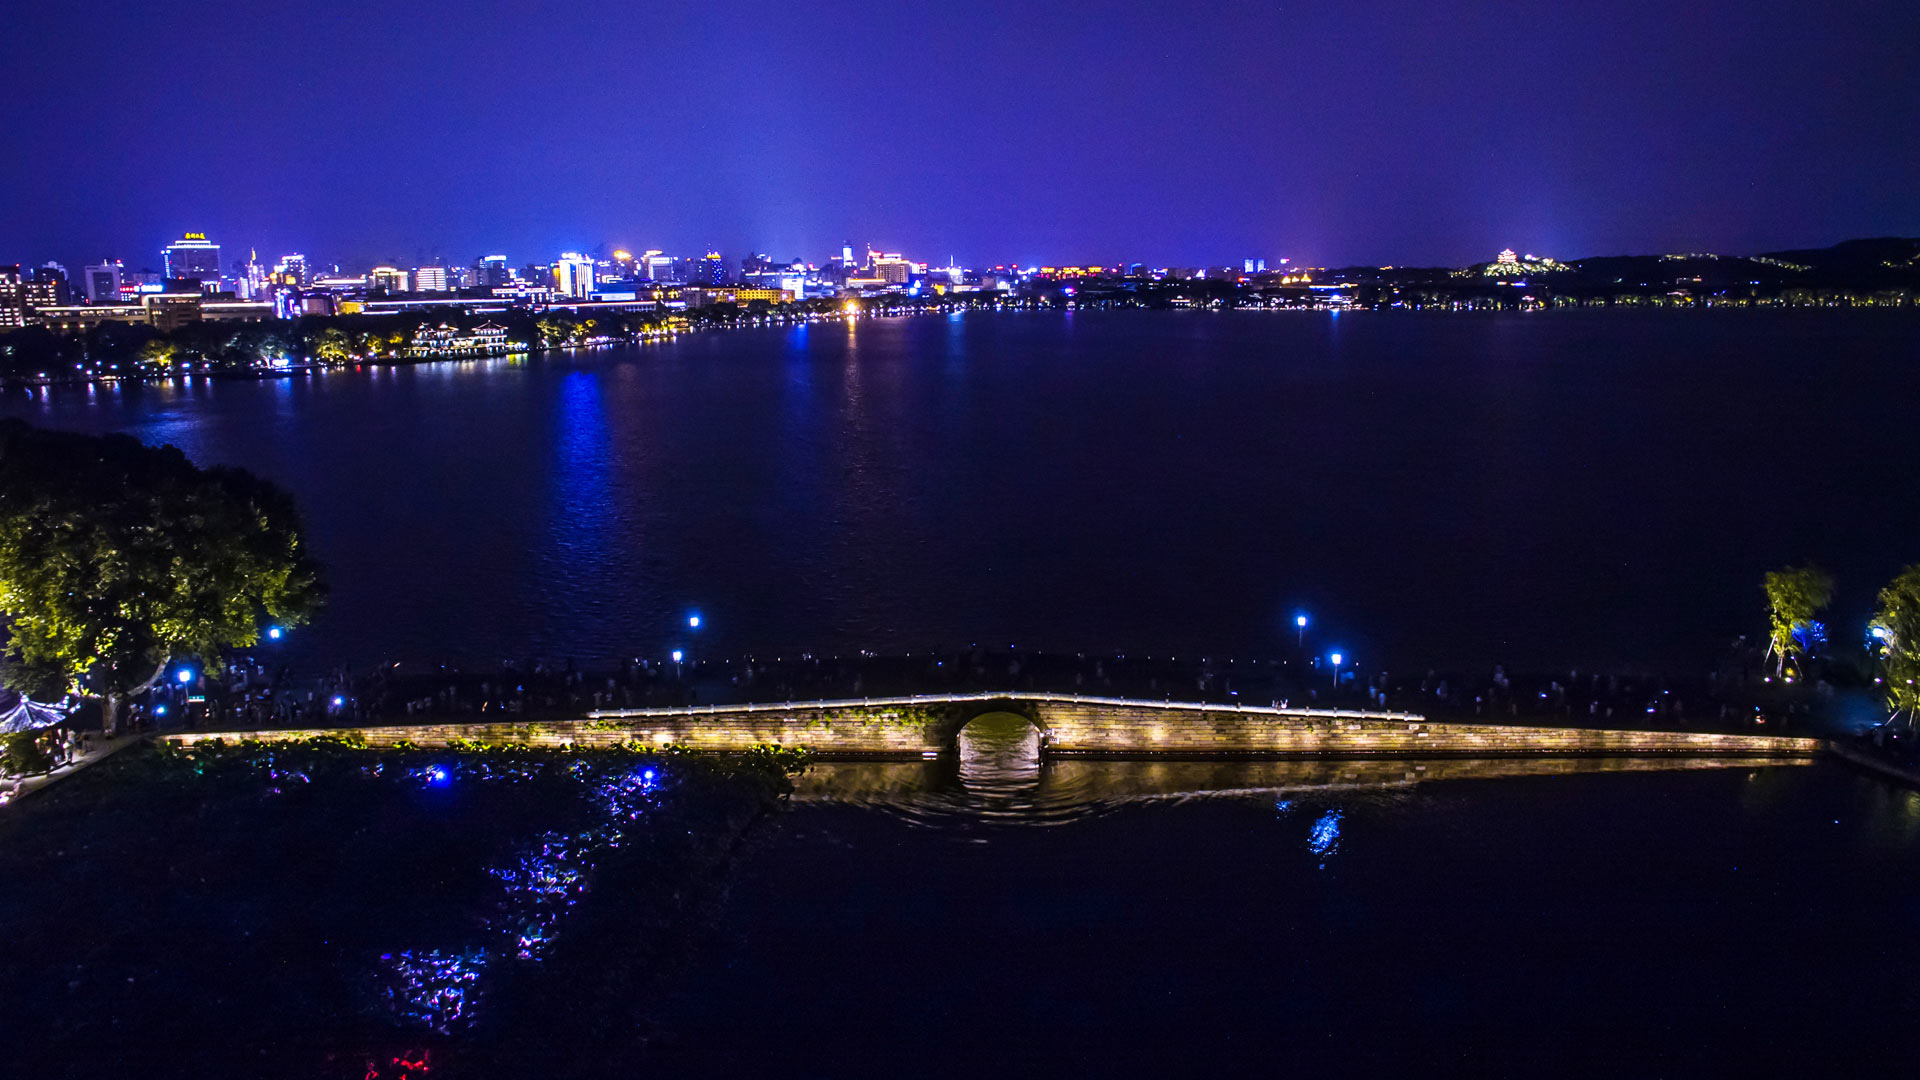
[657,745,1920,1075]
[5,309,1917,671]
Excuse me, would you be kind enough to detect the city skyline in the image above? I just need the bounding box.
[2,3,1914,274]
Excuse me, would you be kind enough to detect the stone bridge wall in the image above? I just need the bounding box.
[163,693,1822,759]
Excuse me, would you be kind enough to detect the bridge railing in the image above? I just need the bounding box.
[583,690,1425,725]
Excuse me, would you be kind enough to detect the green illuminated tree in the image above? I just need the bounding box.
[139,338,179,368]
[310,326,352,365]
[1872,564,1920,726]
[0,422,324,733]
[1762,565,1833,678]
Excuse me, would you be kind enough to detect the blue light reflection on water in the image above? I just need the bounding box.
[1308,809,1343,866]
[374,758,667,1031]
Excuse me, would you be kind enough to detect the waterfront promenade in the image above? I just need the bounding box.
[163,691,1823,759]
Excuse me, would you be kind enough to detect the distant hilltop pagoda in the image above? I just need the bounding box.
[1461,248,1572,278]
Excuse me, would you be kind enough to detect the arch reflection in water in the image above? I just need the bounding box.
[790,753,1816,830]
[955,711,1042,798]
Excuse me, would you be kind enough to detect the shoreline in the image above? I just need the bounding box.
[6,303,1917,392]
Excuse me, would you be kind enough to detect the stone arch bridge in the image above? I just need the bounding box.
[166,692,1821,759]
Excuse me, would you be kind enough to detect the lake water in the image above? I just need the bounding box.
[668,742,1920,1075]
[5,309,1918,672]
[6,311,1917,1075]
[9,735,1916,1076]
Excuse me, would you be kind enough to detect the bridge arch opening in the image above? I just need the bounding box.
[956,711,1043,794]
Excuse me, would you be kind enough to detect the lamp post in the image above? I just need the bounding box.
[1330,652,1343,688]
[1296,614,1308,648]
[671,649,684,679]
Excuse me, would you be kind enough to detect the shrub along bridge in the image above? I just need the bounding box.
[165,692,1822,760]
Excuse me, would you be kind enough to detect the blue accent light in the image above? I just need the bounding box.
[176,668,194,684]
[266,626,283,640]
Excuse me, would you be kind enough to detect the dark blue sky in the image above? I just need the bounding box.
[4,1,1913,272]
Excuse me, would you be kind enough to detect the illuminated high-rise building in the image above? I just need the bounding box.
[369,266,409,292]
[700,250,726,285]
[163,232,222,290]
[272,253,309,286]
[553,252,594,299]
[0,266,24,327]
[413,266,449,292]
[874,255,912,284]
[32,264,71,307]
[24,266,67,312]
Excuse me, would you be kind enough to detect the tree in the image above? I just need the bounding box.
[1,731,52,776]
[139,338,179,369]
[1762,565,1833,678]
[0,422,324,733]
[1872,564,1920,727]
[309,326,352,365]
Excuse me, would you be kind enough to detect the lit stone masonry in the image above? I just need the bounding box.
[163,692,1824,759]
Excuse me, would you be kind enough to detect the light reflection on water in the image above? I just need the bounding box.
[792,749,1819,833]
[374,758,665,1033]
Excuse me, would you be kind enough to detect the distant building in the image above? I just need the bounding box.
[1476,248,1569,278]
[553,253,594,299]
[272,254,308,286]
[413,266,449,292]
[680,286,794,307]
[699,251,726,285]
[163,232,222,290]
[29,304,147,333]
[28,265,69,309]
[369,266,409,293]
[235,252,268,299]
[0,266,24,327]
[406,321,516,358]
[476,255,510,288]
[22,279,64,317]
[84,261,124,303]
[143,292,202,332]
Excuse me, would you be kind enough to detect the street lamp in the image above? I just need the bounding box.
[687,614,701,629]
[1296,614,1308,647]
[671,649,684,678]
[1329,652,1343,688]
[266,626,283,641]
[176,668,194,685]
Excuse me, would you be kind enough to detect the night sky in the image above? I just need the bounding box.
[3,1,1914,272]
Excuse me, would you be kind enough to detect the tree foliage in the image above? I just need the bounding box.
[1872,564,1920,722]
[1762,565,1833,677]
[0,422,324,728]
